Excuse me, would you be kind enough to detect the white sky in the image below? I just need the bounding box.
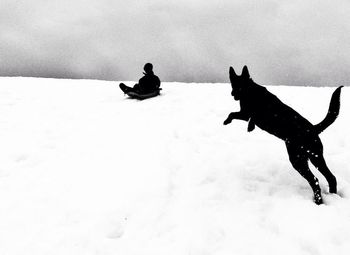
[1,0,350,85]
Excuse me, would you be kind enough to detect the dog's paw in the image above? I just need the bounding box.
[247,125,255,132]
[223,115,233,125]
[223,119,231,125]
[314,193,323,205]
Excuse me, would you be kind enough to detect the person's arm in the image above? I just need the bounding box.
[155,76,161,88]
[138,77,146,93]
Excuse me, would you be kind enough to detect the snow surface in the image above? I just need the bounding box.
[0,77,350,255]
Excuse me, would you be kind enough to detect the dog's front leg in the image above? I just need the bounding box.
[223,111,249,125]
[247,118,256,132]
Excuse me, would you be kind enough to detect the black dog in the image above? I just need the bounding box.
[224,66,343,204]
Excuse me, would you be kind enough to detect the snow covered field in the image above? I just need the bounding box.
[0,77,350,255]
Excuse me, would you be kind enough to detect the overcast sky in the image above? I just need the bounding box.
[1,0,350,85]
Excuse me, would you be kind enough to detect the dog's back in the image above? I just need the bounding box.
[242,83,315,141]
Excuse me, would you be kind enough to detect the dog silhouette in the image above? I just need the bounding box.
[224,66,343,204]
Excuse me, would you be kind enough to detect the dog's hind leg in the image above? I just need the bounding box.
[286,142,323,204]
[310,154,337,194]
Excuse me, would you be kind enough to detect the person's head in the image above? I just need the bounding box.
[143,63,153,74]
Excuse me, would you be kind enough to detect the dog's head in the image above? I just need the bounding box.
[229,66,251,101]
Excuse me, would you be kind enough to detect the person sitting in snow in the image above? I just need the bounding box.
[119,63,161,94]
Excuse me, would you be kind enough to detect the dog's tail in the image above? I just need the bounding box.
[314,86,343,134]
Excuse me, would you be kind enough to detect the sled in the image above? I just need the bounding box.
[126,88,162,100]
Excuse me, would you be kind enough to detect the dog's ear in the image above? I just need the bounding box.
[241,65,250,79]
[229,66,237,78]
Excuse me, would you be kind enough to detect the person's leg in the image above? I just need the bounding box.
[119,83,134,93]
[132,84,141,93]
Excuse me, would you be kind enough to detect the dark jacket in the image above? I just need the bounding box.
[138,71,161,93]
